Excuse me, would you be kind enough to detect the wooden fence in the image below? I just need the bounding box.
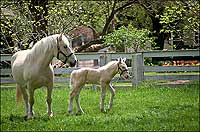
[1,50,199,87]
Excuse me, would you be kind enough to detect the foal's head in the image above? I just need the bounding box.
[117,58,130,79]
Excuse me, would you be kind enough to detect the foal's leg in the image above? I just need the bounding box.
[46,83,53,117]
[100,83,107,112]
[75,89,84,114]
[68,85,80,114]
[108,84,115,110]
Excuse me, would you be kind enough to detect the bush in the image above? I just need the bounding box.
[103,25,155,52]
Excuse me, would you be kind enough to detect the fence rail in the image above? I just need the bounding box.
[0,50,199,87]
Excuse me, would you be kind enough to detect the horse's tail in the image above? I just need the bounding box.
[16,84,22,104]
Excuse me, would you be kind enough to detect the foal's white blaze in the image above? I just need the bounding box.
[68,58,130,114]
[117,58,130,79]
[11,34,77,119]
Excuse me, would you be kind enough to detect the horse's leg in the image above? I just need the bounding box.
[75,89,84,114]
[27,85,35,119]
[46,83,53,117]
[100,83,107,112]
[108,84,115,110]
[17,84,29,118]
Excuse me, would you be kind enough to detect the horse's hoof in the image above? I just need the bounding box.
[76,110,84,116]
[100,109,107,113]
[27,116,34,120]
[75,112,82,116]
[24,115,28,120]
[68,111,73,115]
[48,112,53,117]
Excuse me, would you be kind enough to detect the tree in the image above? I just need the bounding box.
[28,0,48,43]
[103,25,155,52]
[1,0,49,53]
[3,0,198,54]
[1,7,15,53]
[101,0,136,36]
[73,0,137,52]
[159,0,199,48]
[137,0,169,50]
[116,3,152,30]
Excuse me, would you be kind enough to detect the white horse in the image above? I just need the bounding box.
[11,34,77,119]
[68,58,130,114]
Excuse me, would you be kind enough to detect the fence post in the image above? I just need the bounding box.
[106,53,112,63]
[99,52,111,66]
[99,54,105,67]
[132,53,144,87]
[94,53,107,90]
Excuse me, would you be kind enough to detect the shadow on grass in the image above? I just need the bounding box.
[1,111,83,124]
[2,113,63,123]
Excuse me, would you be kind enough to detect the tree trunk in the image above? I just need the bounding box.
[150,14,169,63]
[150,15,166,50]
[101,1,117,36]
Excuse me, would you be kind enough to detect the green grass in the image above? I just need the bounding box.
[1,81,199,131]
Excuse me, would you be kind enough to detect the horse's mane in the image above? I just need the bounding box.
[27,34,69,61]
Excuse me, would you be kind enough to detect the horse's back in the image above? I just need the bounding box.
[11,50,29,85]
[11,50,29,64]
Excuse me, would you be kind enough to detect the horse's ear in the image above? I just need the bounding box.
[58,33,63,41]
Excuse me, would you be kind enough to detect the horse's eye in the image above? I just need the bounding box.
[64,45,68,48]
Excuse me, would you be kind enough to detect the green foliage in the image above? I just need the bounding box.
[103,25,155,52]
[1,81,199,131]
[1,0,198,53]
[47,1,112,34]
[1,1,114,51]
[117,4,153,31]
[159,1,199,38]
[47,1,75,33]
[1,1,44,50]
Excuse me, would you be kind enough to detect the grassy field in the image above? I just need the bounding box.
[0,81,199,131]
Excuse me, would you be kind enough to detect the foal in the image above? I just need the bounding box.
[68,58,130,114]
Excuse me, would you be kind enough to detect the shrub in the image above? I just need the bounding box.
[103,25,155,52]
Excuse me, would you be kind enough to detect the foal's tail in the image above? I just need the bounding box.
[16,84,22,105]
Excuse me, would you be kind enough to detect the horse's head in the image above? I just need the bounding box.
[117,58,130,79]
[56,34,77,67]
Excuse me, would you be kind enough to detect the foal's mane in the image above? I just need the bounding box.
[100,60,118,69]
